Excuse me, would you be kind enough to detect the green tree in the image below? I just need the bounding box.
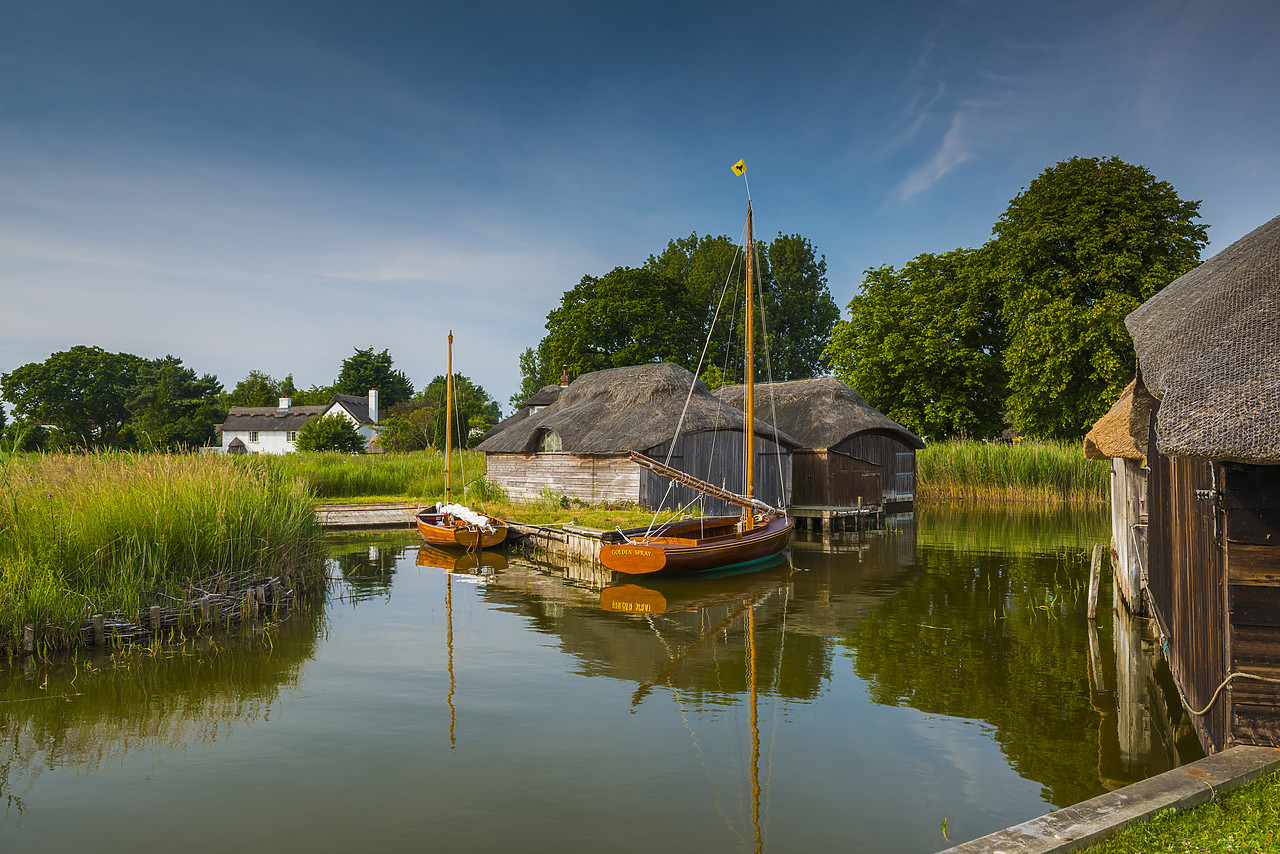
[126,356,225,451]
[295,414,365,453]
[412,374,502,449]
[991,156,1207,438]
[224,370,284,408]
[521,266,703,391]
[335,348,413,409]
[0,346,146,447]
[826,248,1007,439]
[377,414,430,452]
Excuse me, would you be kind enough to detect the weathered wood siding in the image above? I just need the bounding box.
[1146,441,1227,754]
[640,431,791,515]
[1111,457,1148,611]
[834,431,917,503]
[486,454,641,503]
[792,450,881,507]
[1225,463,1280,748]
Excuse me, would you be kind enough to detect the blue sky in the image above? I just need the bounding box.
[3,0,1278,412]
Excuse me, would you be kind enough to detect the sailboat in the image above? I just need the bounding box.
[415,331,509,550]
[598,175,793,576]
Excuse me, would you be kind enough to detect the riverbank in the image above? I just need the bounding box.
[0,453,325,655]
[917,439,1108,505]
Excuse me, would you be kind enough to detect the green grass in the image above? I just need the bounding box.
[1083,769,1280,853]
[917,439,1109,504]
[0,452,325,654]
[240,449,490,501]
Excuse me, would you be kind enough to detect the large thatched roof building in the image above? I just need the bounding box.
[476,363,799,513]
[1120,213,1280,754]
[716,378,924,510]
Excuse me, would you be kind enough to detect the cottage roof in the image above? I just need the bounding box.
[1125,213,1280,464]
[714,377,925,451]
[328,394,376,424]
[480,385,564,442]
[476,362,800,455]
[219,405,329,432]
[525,385,563,407]
[1084,381,1146,460]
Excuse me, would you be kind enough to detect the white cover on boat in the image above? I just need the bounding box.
[442,503,494,531]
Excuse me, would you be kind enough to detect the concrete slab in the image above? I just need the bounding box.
[937,745,1280,853]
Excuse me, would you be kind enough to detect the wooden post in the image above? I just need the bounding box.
[1088,543,1103,620]
[199,596,211,623]
[92,614,105,646]
[149,606,162,629]
[22,624,35,655]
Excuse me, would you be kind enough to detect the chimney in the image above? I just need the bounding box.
[368,389,379,423]
[560,366,569,387]
[278,397,291,411]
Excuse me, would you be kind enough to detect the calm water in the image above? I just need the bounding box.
[1,507,1201,853]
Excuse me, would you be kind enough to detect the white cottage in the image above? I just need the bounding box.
[216,390,380,454]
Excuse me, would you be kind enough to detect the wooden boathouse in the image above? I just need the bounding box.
[476,362,798,515]
[1124,213,1280,754]
[716,377,924,529]
[1084,380,1148,611]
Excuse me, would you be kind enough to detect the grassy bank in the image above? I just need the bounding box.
[246,449,495,502]
[917,439,1109,504]
[0,453,325,655]
[1084,768,1280,852]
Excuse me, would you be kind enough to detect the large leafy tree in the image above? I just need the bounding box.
[1,346,146,447]
[645,231,839,384]
[295,414,366,453]
[126,356,224,451]
[335,347,413,409]
[519,266,702,395]
[408,374,503,449]
[223,370,300,408]
[826,247,1007,439]
[991,156,1207,438]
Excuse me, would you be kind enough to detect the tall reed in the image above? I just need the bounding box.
[247,449,490,501]
[917,439,1109,504]
[0,452,325,654]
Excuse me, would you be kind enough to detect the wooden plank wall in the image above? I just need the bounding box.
[486,454,641,503]
[640,431,791,514]
[790,450,880,507]
[835,432,917,501]
[1147,441,1227,754]
[1225,463,1280,747]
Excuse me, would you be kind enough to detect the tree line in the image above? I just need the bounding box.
[0,345,500,452]
[825,156,1208,440]
[512,155,1205,443]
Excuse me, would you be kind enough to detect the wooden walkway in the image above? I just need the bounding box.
[316,503,418,530]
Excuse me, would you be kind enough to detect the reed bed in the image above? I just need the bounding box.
[917,439,1109,505]
[0,452,325,655]
[247,449,491,501]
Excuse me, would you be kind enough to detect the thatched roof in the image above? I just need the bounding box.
[1126,214,1280,464]
[476,363,799,455]
[219,404,328,432]
[481,385,564,442]
[1084,381,1145,460]
[715,378,925,451]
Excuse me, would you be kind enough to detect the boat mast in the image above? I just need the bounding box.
[744,202,756,530]
[445,330,454,505]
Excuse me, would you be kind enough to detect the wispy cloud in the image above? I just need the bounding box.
[894,111,977,201]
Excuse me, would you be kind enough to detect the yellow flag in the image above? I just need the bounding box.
[731,158,746,176]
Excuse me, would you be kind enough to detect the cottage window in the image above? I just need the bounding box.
[287,431,297,442]
[249,431,259,442]
[539,429,563,453]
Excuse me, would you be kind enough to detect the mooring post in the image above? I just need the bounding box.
[1088,543,1103,620]
[22,624,35,655]
[149,605,162,629]
[91,614,105,646]
[199,596,211,623]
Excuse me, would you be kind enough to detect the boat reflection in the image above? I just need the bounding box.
[416,544,509,573]
[599,555,790,616]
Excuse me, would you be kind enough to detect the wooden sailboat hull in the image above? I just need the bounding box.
[415,511,509,549]
[599,514,793,576]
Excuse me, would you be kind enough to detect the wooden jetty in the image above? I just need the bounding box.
[315,503,417,530]
[789,503,884,533]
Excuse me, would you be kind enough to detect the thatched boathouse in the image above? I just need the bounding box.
[1125,213,1280,754]
[476,363,798,514]
[481,383,565,443]
[716,378,925,511]
[1084,381,1149,611]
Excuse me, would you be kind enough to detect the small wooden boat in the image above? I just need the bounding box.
[599,180,791,576]
[415,330,508,550]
